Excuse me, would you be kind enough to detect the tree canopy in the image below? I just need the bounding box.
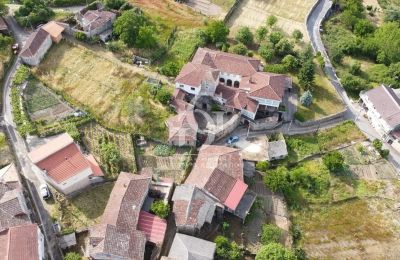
[263,166,290,193]
[322,151,345,173]
[261,224,282,245]
[235,26,254,46]
[113,9,149,47]
[205,20,229,44]
[255,243,296,260]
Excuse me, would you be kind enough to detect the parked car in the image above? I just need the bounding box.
[39,184,51,200]
[11,43,19,54]
[227,135,240,145]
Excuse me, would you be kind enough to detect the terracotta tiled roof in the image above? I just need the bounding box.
[362,85,400,129]
[82,10,115,31]
[241,72,288,101]
[175,62,219,87]
[185,145,247,210]
[88,172,152,259]
[0,224,40,260]
[86,154,104,177]
[20,28,50,58]
[41,21,64,39]
[29,133,96,184]
[171,89,190,113]
[167,109,198,143]
[172,184,217,230]
[192,48,260,76]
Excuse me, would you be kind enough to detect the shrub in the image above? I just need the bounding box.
[150,201,170,219]
[261,224,282,244]
[229,43,248,55]
[353,19,375,36]
[322,151,344,173]
[256,161,269,172]
[104,0,126,10]
[269,31,283,45]
[135,25,157,49]
[266,15,277,27]
[299,90,313,107]
[106,40,126,52]
[341,73,369,97]
[0,35,12,48]
[274,38,294,57]
[99,139,122,175]
[15,0,54,27]
[235,26,253,46]
[74,32,87,42]
[64,252,81,260]
[316,52,325,69]
[64,123,81,142]
[258,44,274,62]
[204,20,229,44]
[256,243,296,260]
[255,26,268,42]
[282,54,299,72]
[12,65,30,85]
[160,62,180,77]
[263,166,290,193]
[215,236,243,260]
[154,144,175,157]
[292,29,303,42]
[113,9,149,47]
[349,61,361,75]
[155,87,172,105]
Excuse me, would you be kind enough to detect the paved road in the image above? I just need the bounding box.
[1,16,63,260]
[306,0,400,173]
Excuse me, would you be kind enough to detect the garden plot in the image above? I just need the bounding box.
[136,142,192,183]
[24,80,73,122]
[81,122,136,175]
[0,131,13,168]
[226,0,315,39]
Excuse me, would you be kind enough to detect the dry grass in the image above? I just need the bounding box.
[295,67,345,121]
[129,0,204,28]
[49,182,114,231]
[226,0,315,40]
[33,41,171,139]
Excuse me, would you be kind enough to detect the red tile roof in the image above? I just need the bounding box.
[88,172,151,259]
[82,10,115,31]
[185,145,246,210]
[20,28,50,58]
[137,211,167,244]
[192,48,260,77]
[166,109,198,143]
[29,133,96,184]
[224,180,248,211]
[241,72,288,101]
[0,224,39,260]
[86,154,104,177]
[175,62,219,87]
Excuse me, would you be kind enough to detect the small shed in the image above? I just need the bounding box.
[42,21,65,43]
[268,139,288,161]
[59,233,77,249]
[132,55,150,66]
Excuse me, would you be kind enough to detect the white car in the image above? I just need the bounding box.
[39,184,51,200]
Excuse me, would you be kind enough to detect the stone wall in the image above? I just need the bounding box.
[294,109,347,127]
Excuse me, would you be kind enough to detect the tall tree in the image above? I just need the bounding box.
[113,9,148,47]
[298,60,315,89]
[235,26,254,46]
[204,20,229,44]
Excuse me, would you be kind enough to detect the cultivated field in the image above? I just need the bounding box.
[24,80,73,122]
[81,122,137,176]
[33,41,171,139]
[226,0,315,39]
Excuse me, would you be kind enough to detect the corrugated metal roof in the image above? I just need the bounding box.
[137,211,167,244]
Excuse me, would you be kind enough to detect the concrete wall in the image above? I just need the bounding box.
[294,109,347,127]
[198,111,241,143]
[250,120,282,131]
[176,82,200,96]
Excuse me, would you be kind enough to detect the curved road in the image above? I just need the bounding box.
[1,16,63,260]
[306,0,400,172]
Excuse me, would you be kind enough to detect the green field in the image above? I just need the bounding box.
[25,80,60,113]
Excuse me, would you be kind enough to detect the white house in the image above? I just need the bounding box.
[28,133,104,195]
[20,28,52,66]
[360,85,400,141]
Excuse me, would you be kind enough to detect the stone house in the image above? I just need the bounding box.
[20,28,52,66]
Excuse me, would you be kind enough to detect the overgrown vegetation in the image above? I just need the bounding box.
[15,0,54,27]
[150,201,170,219]
[214,235,243,260]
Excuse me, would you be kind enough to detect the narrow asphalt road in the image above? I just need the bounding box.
[306,0,400,173]
[1,16,63,260]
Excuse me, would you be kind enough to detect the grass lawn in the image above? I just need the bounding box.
[294,67,345,122]
[33,41,172,139]
[286,121,365,162]
[0,132,13,168]
[50,182,114,232]
[25,80,59,113]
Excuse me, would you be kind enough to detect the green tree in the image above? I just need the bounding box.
[299,90,313,107]
[349,61,361,75]
[215,236,243,260]
[235,26,253,46]
[292,29,303,42]
[135,26,157,49]
[255,26,268,42]
[282,54,299,72]
[256,243,296,260]
[113,9,148,47]
[341,73,369,97]
[205,20,229,44]
[104,0,126,9]
[14,0,54,27]
[266,15,278,27]
[150,201,170,219]
[229,43,248,55]
[274,39,294,57]
[256,161,269,172]
[64,252,81,260]
[160,62,180,77]
[0,0,8,16]
[259,44,274,62]
[269,31,283,46]
[322,151,344,173]
[263,166,289,193]
[353,19,375,36]
[372,139,383,150]
[261,224,282,245]
[155,87,172,105]
[371,22,400,64]
[298,60,315,89]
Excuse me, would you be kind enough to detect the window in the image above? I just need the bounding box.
[180,84,184,88]
[191,87,195,91]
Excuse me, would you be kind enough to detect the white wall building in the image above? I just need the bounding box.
[20,28,52,66]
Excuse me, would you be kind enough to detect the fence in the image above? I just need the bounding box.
[223,0,242,23]
[294,109,347,127]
